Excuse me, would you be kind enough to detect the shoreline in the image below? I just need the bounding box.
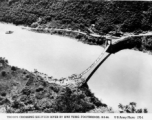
[0,24,110,113]
[1,22,152,55]
[26,24,152,55]
[0,22,103,88]
[0,22,151,112]
[0,0,152,113]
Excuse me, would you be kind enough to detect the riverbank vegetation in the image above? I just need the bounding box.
[1,0,152,33]
[107,35,152,54]
[0,57,111,113]
[1,0,152,47]
[30,28,106,46]
[0,57,148,113]
[0,0,151,113]
[118,102,148,113]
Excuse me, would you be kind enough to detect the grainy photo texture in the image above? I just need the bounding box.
[0,0,152,114]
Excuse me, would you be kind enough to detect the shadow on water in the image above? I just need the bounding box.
[85,53,112,83]
[107,37,143,54]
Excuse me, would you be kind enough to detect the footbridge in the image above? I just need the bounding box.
[34,29,152,88]
[79,40,111,82]
[70,32,152,87]
[66,39,112,87]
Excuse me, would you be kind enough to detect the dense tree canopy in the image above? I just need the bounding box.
[1,0,152,33]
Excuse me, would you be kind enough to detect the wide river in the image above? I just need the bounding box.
[0,23,152,112]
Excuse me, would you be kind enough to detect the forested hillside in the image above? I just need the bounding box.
[0,0,151,113]
[1,0,152,34]
[0,57,110,113]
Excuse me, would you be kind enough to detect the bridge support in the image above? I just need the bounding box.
[105,39,112,47]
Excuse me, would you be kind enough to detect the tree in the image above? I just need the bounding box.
[118,102,148,113]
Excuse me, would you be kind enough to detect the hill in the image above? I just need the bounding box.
[0,0,151,113]
[0,57,111,113]
[1,0,152,34]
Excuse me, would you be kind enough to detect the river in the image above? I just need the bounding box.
[0,23,152,112]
